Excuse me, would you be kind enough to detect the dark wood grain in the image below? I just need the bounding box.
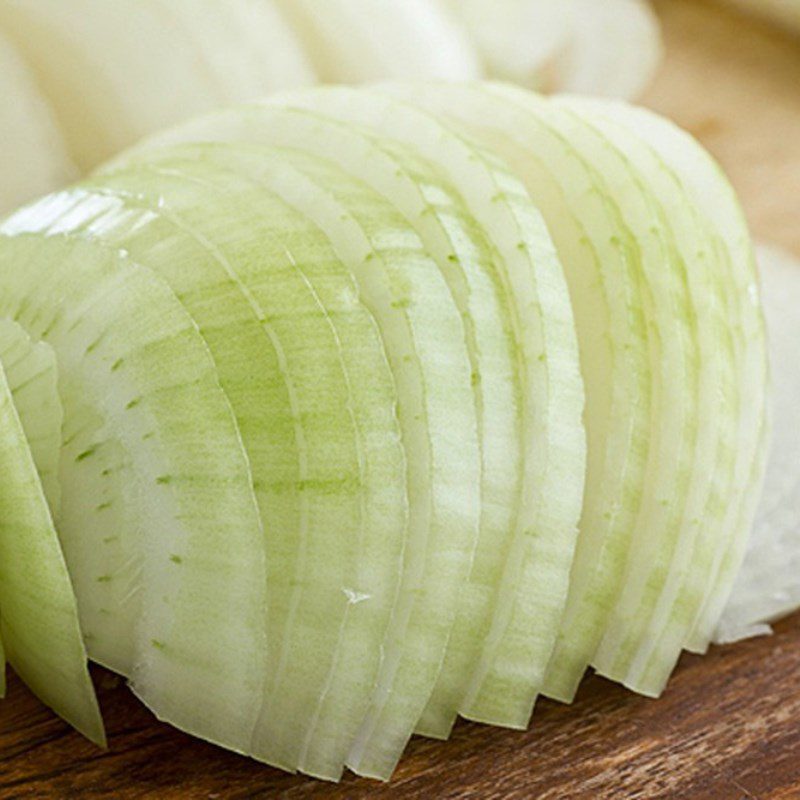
[1,613,798,799]
[3,0,800,796]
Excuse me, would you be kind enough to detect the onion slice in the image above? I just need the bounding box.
[441,0,575,86]
[0,218,269,753]
[272,0,481,83]
[0,0,315,171]
[715,244,800,643]
[0,30,75,214]
[552,0,663,99]
[0,318,103,744]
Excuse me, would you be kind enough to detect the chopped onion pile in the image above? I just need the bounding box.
[0,0,663,214]
[0,83,770,782]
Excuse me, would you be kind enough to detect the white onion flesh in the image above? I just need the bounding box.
[440,0,575,86]
[273,0,481,83]
[0,29,76,215]
[0,83,773,784]
[0,318,103,744]
[552,0,663,99]
[0,1,667,215]
[715,244,800,643]
[0,0,316,172]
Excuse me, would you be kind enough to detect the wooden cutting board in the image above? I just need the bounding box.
[2,0,800,797]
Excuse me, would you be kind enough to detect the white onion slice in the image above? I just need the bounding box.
[0,30,75,214]
[0,0,316,171]
[0,319,63,516]
[553,0,663,100]
[715,244,800,643]
[273,0,481,83]
[441,0,575,86]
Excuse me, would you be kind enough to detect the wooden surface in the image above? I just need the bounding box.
[2,0,800,797]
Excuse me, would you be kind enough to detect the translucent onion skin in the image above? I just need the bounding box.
[0,83,767,783]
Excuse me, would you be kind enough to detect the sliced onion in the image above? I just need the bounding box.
[273,0,481,83]
[123,101,536,748]
[715,244,800,643]
[0,82,773,784]
[552,0,663,99]
[0,30,75,214]
[0,318,103,743]
[559,96,740,696]
[441,0,575,86]
[0,216,269,752]
[0,0,315,171]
